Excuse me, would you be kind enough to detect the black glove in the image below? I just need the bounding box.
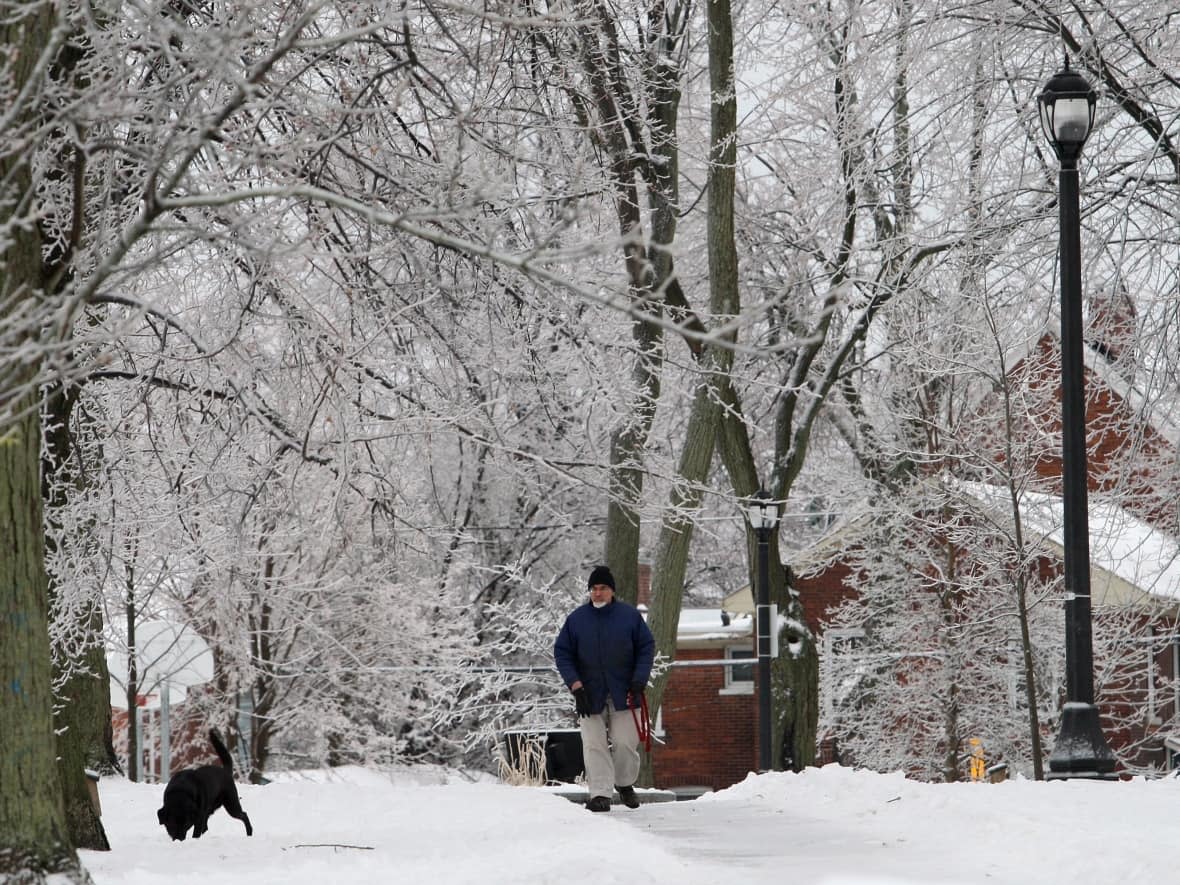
[573,686,592,717]
[628,681,645,704]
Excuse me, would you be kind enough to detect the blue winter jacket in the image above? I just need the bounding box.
[554,599,655,714]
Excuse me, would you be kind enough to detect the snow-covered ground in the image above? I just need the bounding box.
[79,763,1179,884]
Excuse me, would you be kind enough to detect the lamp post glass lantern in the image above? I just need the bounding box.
[1037,57,1116,779]
[745,489,779,772]
[1037,59,1097,164]
[747,491,776,532]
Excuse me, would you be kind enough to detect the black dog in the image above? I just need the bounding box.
[157,729,253,841]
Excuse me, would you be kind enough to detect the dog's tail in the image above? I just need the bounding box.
[210,729,234,771]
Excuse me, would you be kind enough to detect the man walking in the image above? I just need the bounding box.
[554,565,655,811]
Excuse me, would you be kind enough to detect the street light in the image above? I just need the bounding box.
[745,488,779,772]
[1038,57,1116,779]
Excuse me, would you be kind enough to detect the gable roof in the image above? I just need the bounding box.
[1082,336,1180,450]
[1006,322,1180,450]
[961,481,1180,608]
[792,480,1180,611]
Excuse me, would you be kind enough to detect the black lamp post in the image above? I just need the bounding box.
[1037,58,1116,779]
[746,488,779,772]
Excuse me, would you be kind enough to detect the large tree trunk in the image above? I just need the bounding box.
[642,388,723,785]
[0,399,80,878]
[53,668,113,852]
[0,322,88,880]
[1,4,91,880]
[36,10,119,846]
[773,585,819,773]
[605,355,658,606]
[44,385,115,850]
[642,0,738,783]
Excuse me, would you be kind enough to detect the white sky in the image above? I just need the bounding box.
[80,763,1180,884]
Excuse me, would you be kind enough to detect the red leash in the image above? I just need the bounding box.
[629,692,652,753]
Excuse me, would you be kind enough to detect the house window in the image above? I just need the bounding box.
[721,646,755,695]
[821,628,868,719]
[1147,636,1159,724]
[1166,734,1180,774]
[1006,641,1060,722]
[1173,638,1180,722]
[1006,641,1025,713]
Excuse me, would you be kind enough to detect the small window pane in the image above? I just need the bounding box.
[727,648,755,686]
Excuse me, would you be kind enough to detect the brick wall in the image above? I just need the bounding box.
[1004,333,1177,530]
[654,648,757,791]
[794,561,858,634]
[1095,610,1173,772]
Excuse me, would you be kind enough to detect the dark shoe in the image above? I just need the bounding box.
[586,796,611,812]
[616,785,640,809]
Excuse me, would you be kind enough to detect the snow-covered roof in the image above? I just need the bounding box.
[1081,332,1180,450]
[793,479,1180,609]
[676,608,753,643]
[961,481,1180,607]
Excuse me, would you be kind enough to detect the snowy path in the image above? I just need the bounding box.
[625,799,802,869]
[619,796,965,884]
[614,769,1172,885]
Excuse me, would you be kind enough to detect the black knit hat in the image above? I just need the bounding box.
[587,565,616,590]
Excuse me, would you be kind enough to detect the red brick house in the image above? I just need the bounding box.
[647,300,1180,787]
[795,482,1180,773]
[792,308,1180,778]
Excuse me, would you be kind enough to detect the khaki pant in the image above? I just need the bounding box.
[579,698,640,799]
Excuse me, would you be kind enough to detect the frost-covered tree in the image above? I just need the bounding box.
[819,480,1065,782]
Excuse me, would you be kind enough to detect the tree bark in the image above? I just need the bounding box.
[642,0,739,780]
[1,4,92,879]
[0,246,85,876]
[53,672,113,852]
[36,8,119,846]
[44,385,115,850]
[0,398,80,877]
[571,0,684,604]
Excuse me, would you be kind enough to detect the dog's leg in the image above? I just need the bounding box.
[222,793,253,836]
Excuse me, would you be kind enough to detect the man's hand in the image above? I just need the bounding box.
[628,682,645,705]
[573,686,592,717]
